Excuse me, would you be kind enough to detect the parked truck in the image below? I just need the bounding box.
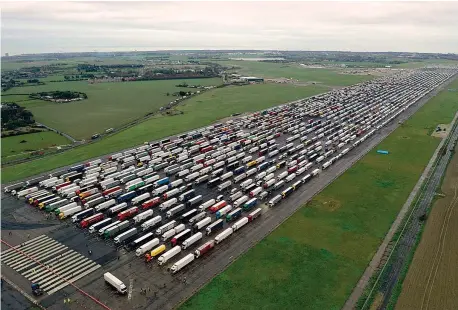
[103,272,127,294]
[170,254,195,273]
[114,228,138,244]
[157,246,182,266]
[135,238,160,256]
[215,227,233,244]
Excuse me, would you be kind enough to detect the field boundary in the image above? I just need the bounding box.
[175,75,458,310]
[354,109,458,310]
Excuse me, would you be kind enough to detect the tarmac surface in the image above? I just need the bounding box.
[1,71,456,310]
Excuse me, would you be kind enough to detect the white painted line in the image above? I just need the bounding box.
[9,243,65,269]
[41,261,97,291]
[23,250,75,278]
[1,235,46,256]
[46,265,101,295]
[34,256,88,284]
[2,238,54,263]
[128,278,133,301]
[16,245,67,272]
[26,252,81,280]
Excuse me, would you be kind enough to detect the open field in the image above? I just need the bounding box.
[218,60,374,85]
[1,83,327,183]
[395,144,458,310]
[1,131,70,160]
[3,78,221,139]
[179,80,458,310]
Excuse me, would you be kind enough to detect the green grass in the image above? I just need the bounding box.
[1,83,327,183]
[217,60,373,85]
[2,78,221,139]
[179,80,458,310]
[1,131,70,160]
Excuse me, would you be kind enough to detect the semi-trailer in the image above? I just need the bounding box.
[181,232,203,249]
[135,237,160,256]
[166,204,186,218]
[104,220,130,239]
[145,245,167,262]
[181,209,198,222]
[157,246,182,266]
[162,224,185,241]
[159,198,178,211]
[59,206,82,220]
[248,208,262,222]
[54,202,77,215]
[156,220,177,235]
[94,199,117,212]
[118,207,139,221]
[127,232,155,251]
[226,208,242,222]
[215,227,233,244]
[133,209,154,223]
[107,202,128,216]
[141,216,162,231]
[98,220,121,236]
[198,199,216,211]
[193,217,212,231]
[45,199,69,212]
[215,205,233,220]
[170,253,195,273]
[131,193,151,205]
[104,272,127,294]
[71,208,95,223]
[171,228,192,247]
[206,219,224,235]
[80,213,104,228]
[142,197,161,210]
[114,228,138,244]
[243,198,258,211]
[232,217,249,231]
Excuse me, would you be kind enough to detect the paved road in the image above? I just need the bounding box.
[36,122,79,143]
[32,74,458,310]
[373,114,458,310]
[343,83,458,310]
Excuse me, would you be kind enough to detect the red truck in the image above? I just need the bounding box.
[141,197,161,210]
[80,213,104,228]
[118,207,139,221]
[209,201,227,213]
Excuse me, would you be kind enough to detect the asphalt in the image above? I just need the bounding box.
[1,70,456,310]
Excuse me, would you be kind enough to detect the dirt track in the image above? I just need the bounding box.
[396,144,458,310]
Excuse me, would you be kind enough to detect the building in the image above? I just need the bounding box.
[240,76,264,83]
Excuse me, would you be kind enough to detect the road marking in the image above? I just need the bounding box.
[128,278,134,301]
[1,236,101,295]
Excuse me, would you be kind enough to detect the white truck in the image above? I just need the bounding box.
[135,238,160,257]
[170,253,195,274]
[158,246,182,266]
[103,272,127,294]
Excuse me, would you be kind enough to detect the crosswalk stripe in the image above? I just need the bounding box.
[2,238,55,263]
[46,265,101,295]
[1,235,46,256]
[32,256,88,284]
[8,242,63,269]
[41,261,97,291]
[16,246,68,272]
[23,250,76,278]
[2,235,102,296]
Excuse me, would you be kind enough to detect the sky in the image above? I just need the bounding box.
[1,1,458,55]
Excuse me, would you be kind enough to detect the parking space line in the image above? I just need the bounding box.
[46,264,101,295]
[15,245,68,272]
[8,242,64,269]
[41,261,98,291]
[0,235,46,256]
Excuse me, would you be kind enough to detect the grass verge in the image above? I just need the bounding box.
[179,81,458,310]
[1,132,70,160]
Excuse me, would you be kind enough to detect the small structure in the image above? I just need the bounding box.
[240,76,264,83]
[377,150,389,155]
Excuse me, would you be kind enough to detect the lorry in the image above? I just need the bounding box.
[243,198,258,211]
[181,232,203,249]
[133,209,154,223]
[198,199,216,211]
[162,224,185,241]
[186,195,203,208]
[216,205,233,220]
[114,228,138,244]
[145,244,167,262]
[234,195,249,208]
[135,238,160,256]
[117,207,139,221]
[193,217,212,231]
[215,227,233,244]
[248,208,262,222]
[194,240,215,258]
[59,206,82,219]
[171,229,192,247]
[155,220,177,235]
[98,220,121,236]
[157,246,182,266]
[141,216,162,231]
[107,202,128,216]
[104,220,130,239]
[159,198,178,211]
[166,204,186,218]
[170,254,195,274]
[206,219,224,235]
[103,272,127,294]
[232,217,249,231]
[179,189,195,202]
[95,199,117,212]
[226,208,242,222]
[89,218,113,234]
[249,186,263,198]
[71,208,95,223]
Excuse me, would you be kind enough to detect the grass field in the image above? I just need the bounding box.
[395,144,458,310]
[218,60,374,85]
[1,131,70,160]
[2,78,221,139]
[179,80,458,310]
[1,83,327,183]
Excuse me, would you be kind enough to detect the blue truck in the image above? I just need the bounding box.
[154,177,170,187]
[117,191,137,204]
[242,198,258,211]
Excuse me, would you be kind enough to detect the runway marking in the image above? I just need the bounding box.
[128,278,134,301]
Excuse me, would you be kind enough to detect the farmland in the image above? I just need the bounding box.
[1,83,327,183]
[395,144,458,310]
[1,131,70,161]
[218,60,374,85]
[2,78,222,139]
[179,80,458,310]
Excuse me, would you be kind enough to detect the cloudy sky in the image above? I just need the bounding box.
[1,1,458,55]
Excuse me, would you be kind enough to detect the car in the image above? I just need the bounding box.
[216,195,224,202]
